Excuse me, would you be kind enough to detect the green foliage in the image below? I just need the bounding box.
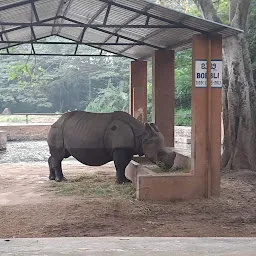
[5,0,256,124]
[0,36,131,113]
[86,80,129,113]
[0,115,30,123]
[155,0,199,15]
[175,108,191,126]
[7,62,45,87]
[175,49,192,109]
[213,0,229,24]
[147,82,153,122]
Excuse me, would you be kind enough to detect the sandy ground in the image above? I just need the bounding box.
[0,161,256,238]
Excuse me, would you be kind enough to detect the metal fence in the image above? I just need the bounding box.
[0,112,192,125]
[0,113,62,124]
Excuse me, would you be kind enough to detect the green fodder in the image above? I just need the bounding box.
[147,164,190,174]
[51,174,136,199]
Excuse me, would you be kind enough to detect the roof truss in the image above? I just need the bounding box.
[0,0,243,59]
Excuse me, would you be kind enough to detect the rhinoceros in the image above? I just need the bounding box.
[47,110,176,184]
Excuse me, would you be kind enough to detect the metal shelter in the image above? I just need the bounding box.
[0,0,244,201]
[0,0,242,59]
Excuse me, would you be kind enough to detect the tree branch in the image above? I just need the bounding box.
[230,0,251,29]
[229,0,239,22]
[193,0,222,23]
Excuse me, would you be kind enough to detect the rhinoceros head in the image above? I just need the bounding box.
[142,123,176,168]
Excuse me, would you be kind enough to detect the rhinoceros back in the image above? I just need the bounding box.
[108,111,146,155]
[47,111,146,165]
[63,111,113,149]
[112,111,145,136]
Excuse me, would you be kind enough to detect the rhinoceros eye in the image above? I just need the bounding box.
[158,151,164,156]
[111,125,117,131]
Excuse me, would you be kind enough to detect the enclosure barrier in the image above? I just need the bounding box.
[0,113,223,146]
[0,113,62,124]
[0,130,7,150]
[0,112,191,124]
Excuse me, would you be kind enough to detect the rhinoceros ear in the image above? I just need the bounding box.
[150,123,160,132]
[145,123,157,136]
[145,123,152,133]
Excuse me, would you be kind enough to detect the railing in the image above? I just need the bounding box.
[0,113,62,124]
[0,112,192,125]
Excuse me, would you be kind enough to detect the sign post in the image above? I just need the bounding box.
[195,59,222,88]
[191,34,222,198]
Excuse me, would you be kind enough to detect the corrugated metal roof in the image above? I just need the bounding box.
[0,0,243,59]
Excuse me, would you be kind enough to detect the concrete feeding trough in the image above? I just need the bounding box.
[0,130,7,151]
[125,148,192,201]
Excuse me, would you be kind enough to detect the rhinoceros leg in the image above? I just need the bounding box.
[113,149,133,184]
[48,156,56,180]
[48,156,66,182]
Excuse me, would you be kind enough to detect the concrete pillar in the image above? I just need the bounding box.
[126,35,223,201]
[0,130,7,151]
[129,60,147,123]
[191,34,222,197]
[152,49,175,147]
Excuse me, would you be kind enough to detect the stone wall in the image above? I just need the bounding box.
[0,123,223,143]
[0,124,51,141]
[0,130,7,150]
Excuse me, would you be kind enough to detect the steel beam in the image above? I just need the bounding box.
[31,43,35,54]
[0,35,54,51]
[62,16,163,50]
[56,0,73,34]
[97,0,207,34]
[74,44,79,55]
[0,17,59,36]
[118,27,167,54]
[103,3,111,25]
[57,34,137,60]
[78,3,108,42]
[0,34,9,54]
[0,22,185,29]
[30,0,39,22]
[0,41,144,45]
[30,26,37,40]
[101,4,153,53]
[0,53,129,57]
[52,0,66,34]
[0,0,40,12]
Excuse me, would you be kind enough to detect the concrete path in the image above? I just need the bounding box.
[1,237,256,256]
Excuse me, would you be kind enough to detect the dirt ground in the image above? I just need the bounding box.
[0,161,256,238]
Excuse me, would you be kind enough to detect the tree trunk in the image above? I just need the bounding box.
[194,0,256,171]
[222,33,256,170]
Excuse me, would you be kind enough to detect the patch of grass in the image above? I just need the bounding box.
[51,174,136,199]
[0,115,31,123]
[0,114,61,123]
[175,109,191,126]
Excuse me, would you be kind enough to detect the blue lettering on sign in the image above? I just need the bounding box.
[197,73,220,79]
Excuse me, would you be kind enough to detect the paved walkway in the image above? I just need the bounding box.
[1,237,256,256]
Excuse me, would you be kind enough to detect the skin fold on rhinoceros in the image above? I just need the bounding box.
[47,110,176,184]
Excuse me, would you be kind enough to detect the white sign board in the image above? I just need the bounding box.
[195,59,222,88]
